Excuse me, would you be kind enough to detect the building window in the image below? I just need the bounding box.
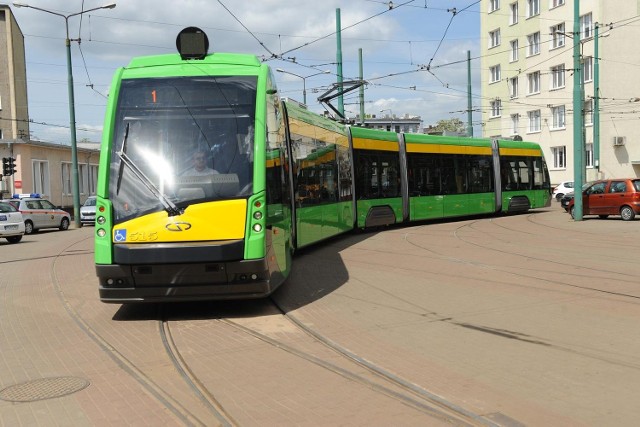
[77,164,98,196]
[490,99,502,117]
[489,29,501,48]
[32,160,51,196]
[0,94,2,110]
[0,129,3,139]
[580,13,593,40]
[551,105,565,129]
[585,143,593,167]
[550,0,565,8]
[527,32,540,56]
[509,76,519,98]
[551,64,565,89]
[526,0,540,18]
[528,110,541,132]
[584,99,593,125]
[551,146,566,169]
[510,39,519,62]
[551,23,565,49]
[527,71,540,94]
[61,162,72,195]
[490,65,501,83]
[511,114,520,135]
[509,2,518,25]
[583,56,593,82]
[489,0,500,12]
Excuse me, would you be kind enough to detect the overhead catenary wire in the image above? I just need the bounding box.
[276,0,416,58]
[215,0,279,58]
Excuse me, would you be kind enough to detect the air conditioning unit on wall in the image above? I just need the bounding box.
[613,136,626,146]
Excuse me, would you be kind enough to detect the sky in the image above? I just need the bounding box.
[9,0,482,144]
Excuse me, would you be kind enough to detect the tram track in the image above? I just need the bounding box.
[394,216,640,302]
[50,233,489,426]
[219,297,496,427]
[50,235,216,427]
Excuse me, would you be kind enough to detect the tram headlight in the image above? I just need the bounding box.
[253,223,262,232]
[97,228,106,237]
[253,211,262,220]
[97,216,106,225]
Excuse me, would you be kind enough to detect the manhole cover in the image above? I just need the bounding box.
[0,377,90,402]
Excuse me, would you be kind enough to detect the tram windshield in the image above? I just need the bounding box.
[109,75,256,222]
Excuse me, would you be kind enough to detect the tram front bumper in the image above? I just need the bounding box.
[96,258,273,303]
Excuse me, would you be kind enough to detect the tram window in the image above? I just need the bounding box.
[467,156,494,193]
[441,155,464,195]
[501,157,535,190]
[355,151,400,199]
[408,154,441,196]
[337,145,353,202]
[533,157,544,189]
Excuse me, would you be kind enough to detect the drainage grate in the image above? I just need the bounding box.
[0,377,90,402]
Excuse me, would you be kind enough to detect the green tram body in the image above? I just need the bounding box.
[95,49,551,304]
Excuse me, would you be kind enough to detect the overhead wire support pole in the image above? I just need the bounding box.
[594,23,600,173]
[12,2,116,228]
[467,50,473,137]
[336,8,344,117]
[572,0,584,220]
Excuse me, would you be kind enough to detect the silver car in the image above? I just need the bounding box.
[0,201,25,243]
[80,196,97,225]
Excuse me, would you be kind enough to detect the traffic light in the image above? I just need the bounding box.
[2,157,16,176]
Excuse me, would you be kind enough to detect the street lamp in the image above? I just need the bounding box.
[380,109,394,131]
[276,68,330,105]
[13,2,116,228]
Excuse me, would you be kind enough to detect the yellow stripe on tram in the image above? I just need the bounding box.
[406,143,492,155]
[113,199,247,243]
[499,147,542,157]
[352,137,399,151]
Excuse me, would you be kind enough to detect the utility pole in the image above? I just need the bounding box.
[467,50,473,137]
[336,8,344,116]
[359,48,365,125]
[572,0,584,220]
[593,23,600,173]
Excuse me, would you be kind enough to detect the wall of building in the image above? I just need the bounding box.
[0,5,29,141]
[1,142,99,207]
[481,0,640,185]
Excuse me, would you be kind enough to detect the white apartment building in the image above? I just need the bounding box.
[480,0,640,185]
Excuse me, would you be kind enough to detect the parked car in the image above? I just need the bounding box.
[3,194,71,234]
[0,201,25,243]
[80,196,96,225]
[560,182,593,210]
[565,179,640,221]
[552,181,574,200]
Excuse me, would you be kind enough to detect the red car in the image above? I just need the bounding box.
[566,178,640,221]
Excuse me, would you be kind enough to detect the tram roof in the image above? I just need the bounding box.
[124,53,263,71]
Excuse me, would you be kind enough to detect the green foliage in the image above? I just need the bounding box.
[434,118,465,133]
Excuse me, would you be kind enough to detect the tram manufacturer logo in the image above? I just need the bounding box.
[166,221,192,232]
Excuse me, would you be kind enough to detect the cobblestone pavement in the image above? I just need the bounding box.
[1,206,639,426]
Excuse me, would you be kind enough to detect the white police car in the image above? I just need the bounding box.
[0,201,25,243]
[3,194,71,234]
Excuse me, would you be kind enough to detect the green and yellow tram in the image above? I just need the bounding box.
[94,28,550,303]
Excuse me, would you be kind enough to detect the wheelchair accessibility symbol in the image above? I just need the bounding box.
[114,229,127,242]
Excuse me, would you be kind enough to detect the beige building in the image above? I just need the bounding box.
[0,4,99,208]
[480,0,640,185]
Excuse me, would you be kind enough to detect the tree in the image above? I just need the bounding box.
[433,118,466,134]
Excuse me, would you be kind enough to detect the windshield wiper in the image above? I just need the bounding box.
[115,123,182,217]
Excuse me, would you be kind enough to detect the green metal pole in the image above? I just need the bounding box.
[572,0,583,220]
[65,19,81,228]
[593,23,600,172]
[336,8,344,116]
[359,48,365,125]
[467,50,473,137]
